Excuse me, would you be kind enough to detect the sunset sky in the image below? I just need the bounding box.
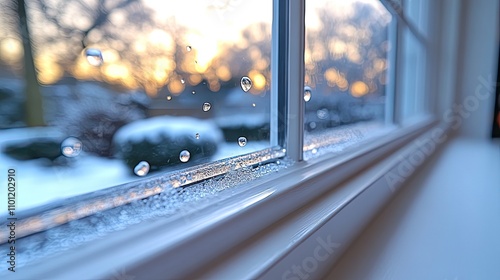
[0,0,390,97]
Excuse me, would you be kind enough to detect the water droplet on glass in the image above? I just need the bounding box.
[180,78,185,84]
[240,76,252,92]
[317,109,329,120]
[179,150,190,162]
[238,137,247,147]
[134,161,150,176]
[202,102,211,112]
[304,86,312,102]
[312,148,318,154]
[186,46,192,52]
[309,121,317,130]
[195,133,200,139]
[192,90,196,95]
[167,95,172,101]
[61,137,82,157]
[252,103,256,107]
[84,48,103,67]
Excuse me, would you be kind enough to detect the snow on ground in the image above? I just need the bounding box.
[0,126,269,212]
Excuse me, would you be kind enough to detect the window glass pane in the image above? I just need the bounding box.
[0,0,273,211]
[304,0,393,157]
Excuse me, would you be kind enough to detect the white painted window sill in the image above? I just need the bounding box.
[3,115,445,280]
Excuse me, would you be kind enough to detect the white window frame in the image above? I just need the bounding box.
[2,0,460,279]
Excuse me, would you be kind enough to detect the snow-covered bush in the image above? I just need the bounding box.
[3,137,62,161]
[215,88,270,141]
[214,112,270,141]
[0,128,70,164]
[113,116,223,172]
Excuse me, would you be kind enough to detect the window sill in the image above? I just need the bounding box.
[4,115,443,280]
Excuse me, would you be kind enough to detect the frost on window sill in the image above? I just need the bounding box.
[0,147,291,270]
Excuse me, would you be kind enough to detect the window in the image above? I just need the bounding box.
[0,0,435,276]
[0,0,277,210]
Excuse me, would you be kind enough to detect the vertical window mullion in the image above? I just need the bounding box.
[286,0,305,161]
[271,0,288,148]
[386,18,398,125]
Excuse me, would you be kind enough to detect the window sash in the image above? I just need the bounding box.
[1,0,432,248]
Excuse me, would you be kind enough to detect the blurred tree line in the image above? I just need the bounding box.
[0,0,389,127]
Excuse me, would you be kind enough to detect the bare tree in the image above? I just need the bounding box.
[11,0,45,126]
[36,0,143,50]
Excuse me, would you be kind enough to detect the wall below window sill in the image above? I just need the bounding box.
[2,117,444,280]
[327,137,500,279]
[202,119,451,280]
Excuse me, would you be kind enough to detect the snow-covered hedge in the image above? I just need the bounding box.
[214,112,270,142]
[113,116,223,172]
[214,88,270,141]
[0,128,79,164]
[1,127,66,160]
[3,137,63,162]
